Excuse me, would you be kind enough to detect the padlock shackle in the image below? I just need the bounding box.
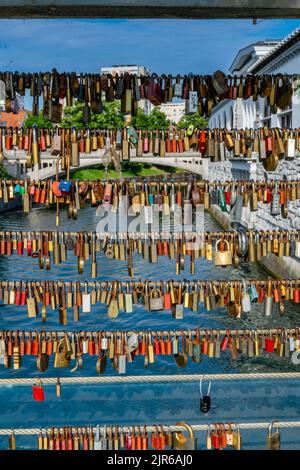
[175,421,194,439]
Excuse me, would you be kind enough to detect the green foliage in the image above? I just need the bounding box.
[0,165,10,178]
[177,112,208,130]
[24,112,53,129]
[61,101,125,129]
[131,108,170,131]
[71,163,176,180]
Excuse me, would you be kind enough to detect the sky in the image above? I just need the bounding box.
[0,19,299,74]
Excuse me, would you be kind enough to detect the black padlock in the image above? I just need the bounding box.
[200,395,211,413]
[199,377,211,414]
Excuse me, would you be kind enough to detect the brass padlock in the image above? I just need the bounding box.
[214,239,232,266]
[266,421,280,450]
[172,422,196,450]
[54,336,71,368]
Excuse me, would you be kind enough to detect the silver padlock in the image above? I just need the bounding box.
[241,280,251,314]
[270,182,280,216]
[264,280,273,317]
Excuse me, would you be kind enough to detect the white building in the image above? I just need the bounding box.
[157,101,185,124]
[100,64,153,116]
[209,27,300,129]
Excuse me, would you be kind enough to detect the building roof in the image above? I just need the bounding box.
[248,26,300,73]
[229,40,280,74]
[0,110,27,128]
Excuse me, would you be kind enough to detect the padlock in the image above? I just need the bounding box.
[241,280,251,314]
[149,288,164,311]
[270,182,280,216]
[199,376,211,413]
[231,424,241,450]
[264,280,273,317]
[54,336,71,368]
[214,239,232,266]
[172,422,196,450]
[32,378,45,401]
[266,421,280,450]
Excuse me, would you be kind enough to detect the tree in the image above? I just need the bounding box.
[24,112,53,129]
[130,107,170,130]
[61,100,125,128]
[177,112,208,130]
[0,164,10,178]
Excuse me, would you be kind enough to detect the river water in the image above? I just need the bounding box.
[0,206,299,449]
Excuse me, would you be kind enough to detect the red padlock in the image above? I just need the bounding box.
[294,287,300,304]
[6,240,12,256]
[88,337,96,356]
[163,241,169,256]
[0,239,6,255]
[15,287,21,306]
[54,431,61,451]
[17,240,23,256]
[26,333,32,355]
[157,241,163,256]
[159,426,166,450]
[220,332,230,351]
[61,430,67,451]
[199,130,206,155]
[29,184,36,196]
[125,431,132,450]
[27,240,32,257]
[265,134,273,153]
[224,191,231,206]
[172,136,177,153]
[160,337,166,355]
[20,288,27,306]
[31,335,39,356]
[166,134,172,153]
[23,130,30,151]
[67,431,74,451]
[265,336,275,353]
[151,428,160,450]
[153,336,160,355]
[32,379,45,401]
[165,334,172,355]
[131,428,136,451]
[142,427,148,450]
[211,425,221,449]
[258,286,265,304]
[176,191,182,206]
[39,130,46,151]
[139,337,146,356]
[34,187,41,204]
[164,290,172,310]
[5,129,12,150]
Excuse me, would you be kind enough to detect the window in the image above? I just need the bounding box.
[280,113,292,128]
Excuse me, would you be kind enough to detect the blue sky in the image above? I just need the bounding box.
[0,19,299,74]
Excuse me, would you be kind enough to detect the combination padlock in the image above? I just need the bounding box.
[199,376,211,413]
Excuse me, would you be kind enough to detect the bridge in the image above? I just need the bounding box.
[3,150,209,180]
[0,0,299,19]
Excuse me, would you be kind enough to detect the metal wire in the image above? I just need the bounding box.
[2,420,300,435]
[0,371,299,388]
